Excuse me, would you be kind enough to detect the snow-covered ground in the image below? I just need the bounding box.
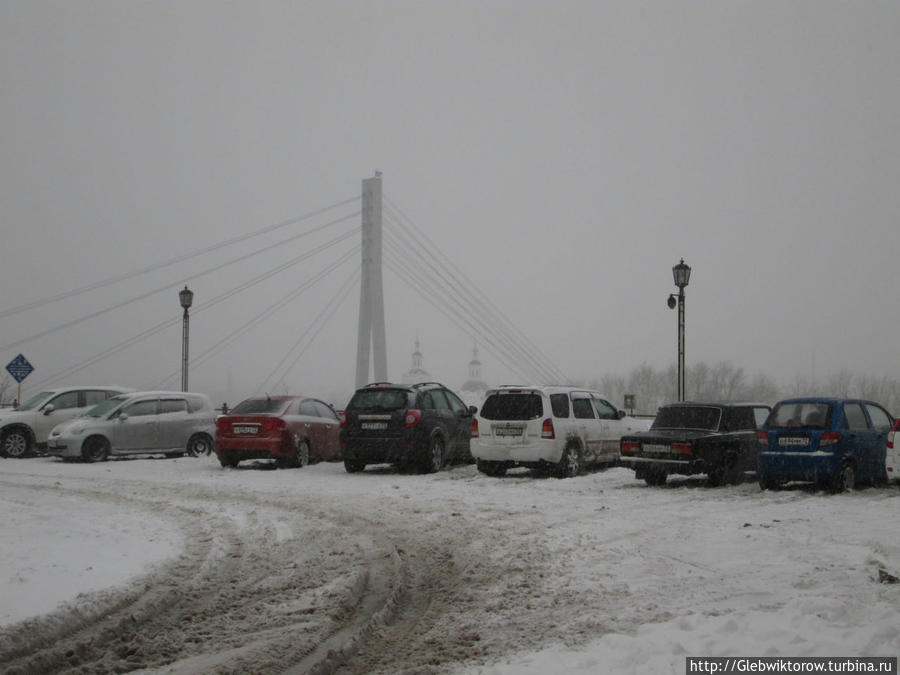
[1,456,898,673]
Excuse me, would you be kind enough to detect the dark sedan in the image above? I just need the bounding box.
[620,402,771,486]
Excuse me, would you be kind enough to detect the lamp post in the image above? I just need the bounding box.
[179,285,194,392]
[668,259,691,402]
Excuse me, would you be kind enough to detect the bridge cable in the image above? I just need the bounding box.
[0,196,360,319]
[0,214,360,353]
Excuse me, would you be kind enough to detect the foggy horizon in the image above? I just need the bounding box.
[2,1,899,409]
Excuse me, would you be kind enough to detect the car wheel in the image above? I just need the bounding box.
[81,436,110,463]
[707,467,725,487]
[644,470,667,486]
[2,428,33,458]
[186,433,212,457]
[422,434,445,474]
[829,461,855,493]
[476,459,507,478]
[344,459,366,473]
[758,474,781,491]
[555,444,582,479]
[284,439,310,469]
[218,452,239,468]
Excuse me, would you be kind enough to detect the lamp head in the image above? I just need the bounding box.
[179,285,194,310]
[672,259,691,289]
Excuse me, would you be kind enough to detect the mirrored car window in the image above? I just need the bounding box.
[123,400,158,417]
[865,403,893,432]
[844,403,868,430]
[84,390,110,407]
[314,401,338,420]
[591,395,617,420]
[572,397,595,419]
[445,390,467,414]
[160,399,187,414]
[50,391,80,410]
[299,400,318,416]
[550,393,570,418]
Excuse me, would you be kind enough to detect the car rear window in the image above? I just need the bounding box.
[232,398,291,414]
[349,389,410,411]
[480,393,543,421]
[768,402,831,429]
[652,406,721,431]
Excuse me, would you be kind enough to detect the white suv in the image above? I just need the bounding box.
[471,385,652,478]
[0,386,131,458]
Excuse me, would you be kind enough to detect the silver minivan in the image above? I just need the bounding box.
[46,391,215,462]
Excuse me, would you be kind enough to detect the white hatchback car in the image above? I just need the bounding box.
[46,391,216,462]
[0,386,132,458]
[471,385,652,478]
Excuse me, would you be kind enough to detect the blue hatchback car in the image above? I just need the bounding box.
[757,397,893,492]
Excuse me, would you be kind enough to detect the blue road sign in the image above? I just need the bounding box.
[6,353,34,383]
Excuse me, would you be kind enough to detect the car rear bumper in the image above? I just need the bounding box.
[341,436,414,464]
[215,437,288,461]
[471,438,562,464]
[619,456,704,475]
[757,450,839,482]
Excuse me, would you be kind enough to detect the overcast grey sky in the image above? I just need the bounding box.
[2,1,899,407]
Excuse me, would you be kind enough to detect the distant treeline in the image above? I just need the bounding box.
[575,361,900,417]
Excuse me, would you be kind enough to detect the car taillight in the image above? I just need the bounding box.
[889,427,896,449]
[541,418,555,439]
[671,442,692,455]
[621,440,639,455]
[405,409,422,427]
[262,418,286,433]
[758,430,769,445]
[340,411,347,428]
[215,418,230,432]
[819,431,841,447]
[471,418,479,438]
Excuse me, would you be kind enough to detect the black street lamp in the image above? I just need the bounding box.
[179,285,194,392]
[668,259,691,402]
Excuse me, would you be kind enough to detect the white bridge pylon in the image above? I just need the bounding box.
[355,172,388,388]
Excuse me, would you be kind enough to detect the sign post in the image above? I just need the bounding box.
[5,353,34,406]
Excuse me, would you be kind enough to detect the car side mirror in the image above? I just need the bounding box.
[117,414,129,423]
[42,404,55,415]
[468,406,478,415]
[617,409,626,419]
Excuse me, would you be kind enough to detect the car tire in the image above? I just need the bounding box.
[422,434,445,473]
[283,439,310,469]
[644,470,667,486]
[476,459,507,478]
[829,461,855,494]
[555,444,582,479]
[186,433,212,458]
[81,436,110,463]
[344,459,365,473]
[758,474,781,491]
[218,452,239,468]
[1,427,33,458]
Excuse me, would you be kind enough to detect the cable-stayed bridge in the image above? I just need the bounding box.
[0,174,569,399]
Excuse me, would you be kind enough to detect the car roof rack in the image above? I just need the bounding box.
[411,382,444,389]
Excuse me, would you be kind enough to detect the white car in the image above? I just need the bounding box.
[0,386,132,458]
[471,385,653,478]
[888,418,900,485]
[46,391,215,462]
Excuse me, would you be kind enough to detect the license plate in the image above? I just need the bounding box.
[361,422,388,430]
[494,426,523,437]
[644,444,670,453]
[779,437,810,447]
[233,425,258,435]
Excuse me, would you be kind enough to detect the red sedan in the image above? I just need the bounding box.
[215,396,341,468]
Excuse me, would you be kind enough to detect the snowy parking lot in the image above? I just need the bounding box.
[1,456,899,674]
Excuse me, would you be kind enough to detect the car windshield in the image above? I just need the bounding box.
[86,395,129,418]
[480,393,543,421]
[231,398,292,415]
[652,406,721,431]
[17,391,56,411]
[768,402,831,429]
[349,389,410,411]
